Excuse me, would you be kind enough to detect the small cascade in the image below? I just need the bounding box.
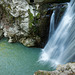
[39,0,75,66]
[49,11,55,38]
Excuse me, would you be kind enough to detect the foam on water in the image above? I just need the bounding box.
[39,0,75,66]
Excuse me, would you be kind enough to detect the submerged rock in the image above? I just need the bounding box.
[34,63,75,75]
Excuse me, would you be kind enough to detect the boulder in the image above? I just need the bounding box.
[19,38,36,47]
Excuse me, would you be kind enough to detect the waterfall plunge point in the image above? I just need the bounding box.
[39,0,75,67]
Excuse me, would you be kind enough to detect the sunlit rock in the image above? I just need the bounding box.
[34,63,75,75]
[19,38,36,47]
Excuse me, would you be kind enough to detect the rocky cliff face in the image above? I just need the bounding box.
[34,63,75,75]
[0,0,69,47]
[0,0,41,47]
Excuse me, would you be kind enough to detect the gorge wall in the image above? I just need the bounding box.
[0,0,69,47]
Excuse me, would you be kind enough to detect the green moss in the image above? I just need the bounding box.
[28,9,34,28]
[29,22,33,27]
[7,4,11,9]
[36,13,40,19]
[28,9,40,36]
[35,20,38,24]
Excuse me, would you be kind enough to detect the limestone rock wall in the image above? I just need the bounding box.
[0,0,69,47]
[0,0,40,47]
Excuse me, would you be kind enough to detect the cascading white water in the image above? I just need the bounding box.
[49,11,55,38]
[39,0,75,66]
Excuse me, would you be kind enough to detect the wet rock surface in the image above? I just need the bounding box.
[37,3,68,47]
[34,63,75,75]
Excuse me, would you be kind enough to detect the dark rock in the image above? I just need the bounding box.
[27,0,70,3]
[43,0,70,3]
[0,29,3,39]
[37,3,68,47]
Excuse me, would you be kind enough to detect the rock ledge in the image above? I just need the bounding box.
[34,63,75,75]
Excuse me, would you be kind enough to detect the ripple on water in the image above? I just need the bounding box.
[0,38,54,75]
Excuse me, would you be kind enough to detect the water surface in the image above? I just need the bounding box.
[0,38,54,75]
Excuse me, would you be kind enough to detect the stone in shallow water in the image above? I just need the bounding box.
[19,38,36,47]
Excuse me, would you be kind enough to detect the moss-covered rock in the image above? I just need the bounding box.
[19,38,36,47]
[28,9,34,27]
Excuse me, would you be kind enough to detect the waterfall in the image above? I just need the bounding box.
[39,0,75,66]
[49,11,55,38]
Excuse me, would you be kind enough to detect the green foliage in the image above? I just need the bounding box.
[7,4,11,9]
[36,13,40,19]
[28,9,34,28]
[28,9,40,36]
